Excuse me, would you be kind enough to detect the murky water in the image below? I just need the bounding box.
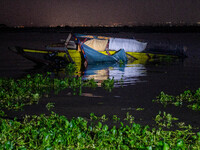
[1,30,200,127]
[0,31,200,90]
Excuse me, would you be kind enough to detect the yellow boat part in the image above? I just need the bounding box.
[23,48,82,74]
[24,49,49,54]
[23,48,176,74]
[24,48,175,65]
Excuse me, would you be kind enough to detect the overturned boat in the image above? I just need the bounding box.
[9,33,187,68]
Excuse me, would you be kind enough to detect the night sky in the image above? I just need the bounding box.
[0,0,200,27]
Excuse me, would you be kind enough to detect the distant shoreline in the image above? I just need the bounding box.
[1,25,200,33]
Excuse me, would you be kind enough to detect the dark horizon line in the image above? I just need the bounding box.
[1,23,200,28]
[1,24,200,33]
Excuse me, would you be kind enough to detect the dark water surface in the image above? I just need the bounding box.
[0,31,200,127]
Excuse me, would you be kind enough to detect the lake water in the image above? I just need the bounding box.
[83,63,147,87]
[1,31,199,91]
[1,30,200,126]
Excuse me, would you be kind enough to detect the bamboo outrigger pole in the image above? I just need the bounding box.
[64,33,74,63]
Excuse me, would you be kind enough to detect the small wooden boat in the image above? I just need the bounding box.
[9,33,187,68]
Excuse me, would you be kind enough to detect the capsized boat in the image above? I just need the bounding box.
[74,33,187,61]
[9,33,187,68]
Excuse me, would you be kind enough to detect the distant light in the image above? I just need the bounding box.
[15,26,24,28]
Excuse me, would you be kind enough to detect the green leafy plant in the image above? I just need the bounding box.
[136,107,144,111]
[99,114,108,122]
[124,112,135,123]
[65,63,77,77]
[46,102,55,111]
[153,91,175,107]
[0,112,199,149]
[83,78,97,89]
[112,115,120,123]
[120,75,124,87]
[154,111,179,128]
[90,113,98,121]
[101,77,114,92]
[153,89,200,111]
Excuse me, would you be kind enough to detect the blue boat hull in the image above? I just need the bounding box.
[82,44,127,64]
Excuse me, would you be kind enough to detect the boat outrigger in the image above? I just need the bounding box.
[9,33,187,69]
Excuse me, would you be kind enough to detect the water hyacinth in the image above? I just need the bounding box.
[153,88,200,111]
[1,62,200,149]
[0,74,83,112]
[0,63,119,115]
[0,112,199,149]
[101,77,115,92]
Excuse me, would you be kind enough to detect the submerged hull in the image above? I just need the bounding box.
[9,46,82,66]
[81,44,127,64]
[9,46,185,66]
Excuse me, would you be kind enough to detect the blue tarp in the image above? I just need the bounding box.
[81,44,127,64]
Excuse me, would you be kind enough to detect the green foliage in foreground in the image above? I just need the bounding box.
[0,112,200,150]
[153,88,200,111]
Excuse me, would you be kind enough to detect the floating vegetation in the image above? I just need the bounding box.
[1,62,199,149]
[46,102,55,111]
[124,112,135,123]
[154,111,179,128]
[0,63,122,116]
[0,112,199,149]
[64,63,77,76]
[0,73,97,114]
[83,78,98,89]
[136,107,144,111]
[112,115,120,123]
[121,107,144,111]
[101,77,114,92]
[153,88,200,111]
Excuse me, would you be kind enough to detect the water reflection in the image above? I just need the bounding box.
[83,61,147,86]
[109,63,146,86]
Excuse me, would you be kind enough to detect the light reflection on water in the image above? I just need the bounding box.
[109,63,146,86]
[82,62,147,86]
